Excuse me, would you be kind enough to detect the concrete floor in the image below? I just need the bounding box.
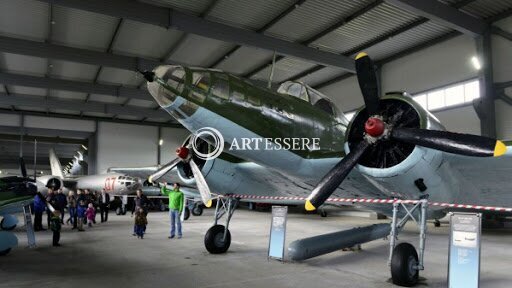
[2,208,512,288]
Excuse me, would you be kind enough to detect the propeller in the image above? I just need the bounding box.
[305,52,507,211]
[148,146,212,207]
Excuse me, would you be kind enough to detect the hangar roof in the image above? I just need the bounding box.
[0,0,511,126]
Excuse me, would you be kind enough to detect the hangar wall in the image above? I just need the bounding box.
[320,15,512,139]
[0,112,189,174]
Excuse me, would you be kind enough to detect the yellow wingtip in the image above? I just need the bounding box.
[148,176,153,184]
[205,199,213,208]
[305,200,317,211]
[494,140,507,157]
[355,52,368,60]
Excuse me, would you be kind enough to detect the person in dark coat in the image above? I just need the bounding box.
[99,189,110,223]
[131,189,149,236]
[33,192,46,231]
[46,189,57,227]
[55,189,67,224]
[67,190,77,228]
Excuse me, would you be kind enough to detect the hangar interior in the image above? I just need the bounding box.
[0,0,511,175]
[2,0,512,287]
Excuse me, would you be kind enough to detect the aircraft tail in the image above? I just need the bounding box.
[49,148,64,178]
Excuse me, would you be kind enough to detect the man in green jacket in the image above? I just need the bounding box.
[161,182,184,239]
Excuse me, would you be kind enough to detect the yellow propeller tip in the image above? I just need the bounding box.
[494,140,507,157]
[305,200,317,211]
[148,177,153,184]
[205,199,213,208]
[355,52,368,60]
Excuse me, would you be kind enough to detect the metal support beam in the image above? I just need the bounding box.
[492,26,512,42]
[384,0,488,37]
[474,32,496,137]
[209,0,307,69]
[0,133,87,145]
[243,1,382,79]
[496,89,512,106]
[0,109,183,128]
[35,0,355,72]
[157,126,161,165]
[0,36,159,72]
[0,125,92,139]
[0,92,169,119]
[0,72,150,100]
[88,121,98,175]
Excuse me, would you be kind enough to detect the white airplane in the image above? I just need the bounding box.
[36,148,141,197]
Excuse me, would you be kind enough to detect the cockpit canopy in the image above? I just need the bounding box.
[277,81,348,123]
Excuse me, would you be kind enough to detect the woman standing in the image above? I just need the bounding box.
[67,191,77,229]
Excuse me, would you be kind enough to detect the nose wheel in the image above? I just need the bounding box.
[204,197,238,254]
[388,199,428,287]
[391,243,419,287]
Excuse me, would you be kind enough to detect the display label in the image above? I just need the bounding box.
[448,213,481,288]
[268,206,288,260]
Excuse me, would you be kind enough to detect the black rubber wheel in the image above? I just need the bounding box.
[115,207,122,215]
[391,243,419,287]
[0,218,16,231]
[204,224,231,254]
[183,207,190,220]
[0,248,11,256]
[320,210,327,217]
[192,204,203,216]
[434,220,441,227]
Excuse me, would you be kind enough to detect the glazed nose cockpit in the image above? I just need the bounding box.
[147,65,186,107]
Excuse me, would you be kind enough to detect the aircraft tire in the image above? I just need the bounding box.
[192,204,203,216]
[391,243,419,287]
[0,248,11,256]
[184,207,190,220]
[204,224,231,254]
[320,210,327,218]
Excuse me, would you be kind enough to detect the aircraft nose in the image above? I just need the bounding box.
[146,65,186,107]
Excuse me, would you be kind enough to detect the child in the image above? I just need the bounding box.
[134,207,148,239]
[85,203,96,227]
[50,210,62,247]
[77,199,86,231]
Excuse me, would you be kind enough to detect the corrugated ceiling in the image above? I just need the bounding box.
[0,0,509,123]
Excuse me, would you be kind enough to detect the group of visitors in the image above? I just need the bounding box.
[32,182,185,246]
[33,188,111,246]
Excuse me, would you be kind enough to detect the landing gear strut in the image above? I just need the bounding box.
[204,197,238,254]
[388,199,428,287]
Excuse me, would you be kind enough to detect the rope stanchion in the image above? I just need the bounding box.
[231,194,512,213]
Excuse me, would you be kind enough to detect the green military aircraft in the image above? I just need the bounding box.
[131,53,510,286]
[0,159,37,255]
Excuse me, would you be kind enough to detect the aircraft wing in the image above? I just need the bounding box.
[445,148,512,207]
[0,196,33,215]
[107,166,158,179]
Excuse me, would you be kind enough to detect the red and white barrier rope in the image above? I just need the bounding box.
[231,194,512,212]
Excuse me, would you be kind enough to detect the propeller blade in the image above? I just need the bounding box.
[148,157,181,183]
[355,52,380,115]
[189,159,213,208]
[305,141,371,211]
[19,157,27,178]
[391,128,507,157]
